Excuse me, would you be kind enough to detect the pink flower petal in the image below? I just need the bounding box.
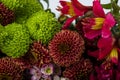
[98,46,112,60]
[102,13,116,38]
[116,71,120,80]
[97,37,113,48]
[93,0,105,18]
[84,29,101,39]
[97,37,113,60]
[59,1,69,14]
[62,16,77,29]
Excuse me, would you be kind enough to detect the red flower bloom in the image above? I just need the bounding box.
[82,0,116,39]
[89,36,120,64]
[48,30,84,67]
[57,0,92,29]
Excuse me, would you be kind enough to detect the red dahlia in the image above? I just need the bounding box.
[48,30,85,67]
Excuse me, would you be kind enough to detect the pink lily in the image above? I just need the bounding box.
[89,36,120,64]
[82,0,115,39]
[57,0,92,29]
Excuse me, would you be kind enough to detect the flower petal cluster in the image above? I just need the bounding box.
[49,30,84,67]
[57,0,92,29]
[26,10,61,44]
[0,23,31,58]
[82,0,116,39]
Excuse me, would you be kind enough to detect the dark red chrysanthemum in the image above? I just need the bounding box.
[24,41,52,68]
[48,30,85,67]
[0,57,30,80]
[0,2,14,26]
[63,58,93,80]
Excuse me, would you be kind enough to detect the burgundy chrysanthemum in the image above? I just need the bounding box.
[0,57,30,80]
[63,58,93,80]
[48,30,85,67]
[0,2,14,26]
[24,41,52,68]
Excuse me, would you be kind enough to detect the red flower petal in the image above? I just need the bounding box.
[84,29,101,39]
[88,50,99,58]
[59,1,70,14]
[97,36,113,48]
[97,37,114,60]
[98,47,112,60]
[62,16,77,29]
[93,0,105,18]
[71,0,92,16]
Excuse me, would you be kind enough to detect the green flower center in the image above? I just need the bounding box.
[58,43,70,54]
[46,67,51,73]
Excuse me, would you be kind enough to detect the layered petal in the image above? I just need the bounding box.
[58,0,92,29]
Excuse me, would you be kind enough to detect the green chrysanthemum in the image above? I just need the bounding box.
[0,23,31,58]
[0,0,27,10]
[0,24,4,33]
[15,0,43,24]
[26,10,61,44]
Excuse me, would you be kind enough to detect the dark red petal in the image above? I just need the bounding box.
[88,50,99,58]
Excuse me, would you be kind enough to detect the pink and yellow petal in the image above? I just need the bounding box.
[60,1,76,16]
[91,18,105,30]
[71,0,92,16]
[108,47,118,64]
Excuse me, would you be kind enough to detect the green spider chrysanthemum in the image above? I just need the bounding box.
[0,23,31,58]
[15,0,43,24]
[0,0,27,10]
[26,10,61,44]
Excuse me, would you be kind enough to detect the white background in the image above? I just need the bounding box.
[40,0,120,18]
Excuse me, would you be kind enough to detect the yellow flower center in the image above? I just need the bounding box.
[91,18,105,30]
[67,2,76,16]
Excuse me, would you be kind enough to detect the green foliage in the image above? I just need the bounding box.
[26,10,61,44]
[0,0,27,10]
[14,0,43,24]
[102,3,112,9]
[0,23,31,58]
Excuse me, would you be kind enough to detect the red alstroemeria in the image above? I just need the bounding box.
[89,36,120,64]
[82,0,116,39]
[57,0,92,29]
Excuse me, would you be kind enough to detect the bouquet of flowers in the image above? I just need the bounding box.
[0,0,120,80]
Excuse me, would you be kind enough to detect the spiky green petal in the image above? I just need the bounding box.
[0,23,31,58]
[26,10,61,44]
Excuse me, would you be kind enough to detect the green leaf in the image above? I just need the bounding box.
[102,3,112,9]
[111,0,119,15]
